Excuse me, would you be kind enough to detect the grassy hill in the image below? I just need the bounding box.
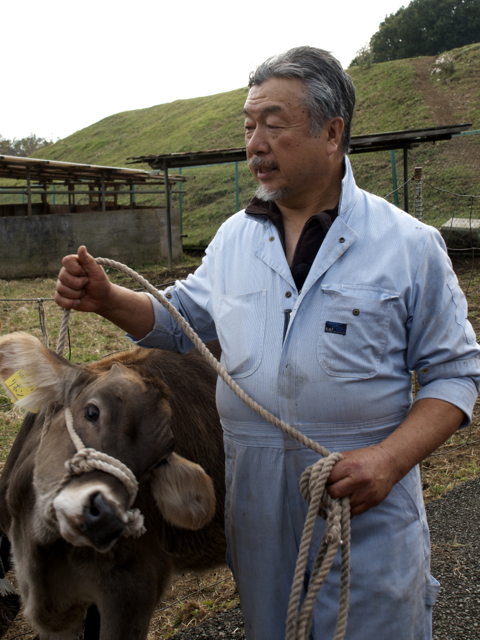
[22,42,480,248]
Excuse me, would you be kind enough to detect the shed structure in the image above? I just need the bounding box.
[0,156,188,278]
[128,123,473,214]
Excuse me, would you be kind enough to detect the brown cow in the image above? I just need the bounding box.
[0,332,226,640]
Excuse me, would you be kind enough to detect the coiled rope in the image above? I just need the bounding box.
[56,257,351,640]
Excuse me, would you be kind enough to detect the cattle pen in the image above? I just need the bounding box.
[0,156,191,278]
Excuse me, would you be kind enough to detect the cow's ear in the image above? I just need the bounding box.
[151,453,216,530]
[0,332,80,412]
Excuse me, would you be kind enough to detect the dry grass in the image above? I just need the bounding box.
[422,401,480,503]
[147,568,238,639]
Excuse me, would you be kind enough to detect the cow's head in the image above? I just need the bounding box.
[0,333,216,552]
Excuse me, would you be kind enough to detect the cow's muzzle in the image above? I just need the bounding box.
[79,491,126,551]
[53,480,131,552]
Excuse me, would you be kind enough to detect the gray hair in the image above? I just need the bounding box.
[248,46,356,153]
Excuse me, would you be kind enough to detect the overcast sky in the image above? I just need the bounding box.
[2,0,411,142]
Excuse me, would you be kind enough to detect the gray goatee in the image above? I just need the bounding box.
[248,156,288,202]
[254,184,289,202]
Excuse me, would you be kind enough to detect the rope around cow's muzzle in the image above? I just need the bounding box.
[48,407,146,539]
[56,257,351,640]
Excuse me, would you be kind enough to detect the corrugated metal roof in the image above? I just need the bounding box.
[127,124,473,168]
[0,155,186,184]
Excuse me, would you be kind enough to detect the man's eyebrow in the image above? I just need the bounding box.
[243,105,283,116]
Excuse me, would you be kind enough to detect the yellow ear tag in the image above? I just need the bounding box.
[4,370,38,413]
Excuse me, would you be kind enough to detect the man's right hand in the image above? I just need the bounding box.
[55,245,112,314]
[54,245,155,340]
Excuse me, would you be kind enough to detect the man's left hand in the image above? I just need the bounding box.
[326,444,400,516]
[326,398,465,516]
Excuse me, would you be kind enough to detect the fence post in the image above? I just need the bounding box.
[403,148,409,213]
[414,167,422,221]
[164,166,173,272]
[390,150,399,208]
[26,166,32,215]
[178,167,183,234]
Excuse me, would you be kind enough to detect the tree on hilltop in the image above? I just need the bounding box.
[0,133,53,157]
[350,0,480,66]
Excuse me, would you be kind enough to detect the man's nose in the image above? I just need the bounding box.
[246,126,270,156]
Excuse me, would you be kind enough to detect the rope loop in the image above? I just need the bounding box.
[299,451,344,520]
[123,508,146,538]
[63,408,141,511]
[286,454,349,639]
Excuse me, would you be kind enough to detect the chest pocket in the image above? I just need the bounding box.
[317,284,400,379]
[216,290,267,378]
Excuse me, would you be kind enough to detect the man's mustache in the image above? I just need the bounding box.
[248,157,279,171]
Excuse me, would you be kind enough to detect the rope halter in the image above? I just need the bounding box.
[49,408,146,538]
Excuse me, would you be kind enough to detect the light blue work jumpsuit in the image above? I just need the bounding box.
[131,158,480,639]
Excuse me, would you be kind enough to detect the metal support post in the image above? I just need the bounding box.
[42,183,48,214]
[178,168,183,234]
[164,167,173,272]
[403,147,409,213]
[101,177,106,212]
[26,166,32,215]
[390,150,399,208]
[414,167,423,221]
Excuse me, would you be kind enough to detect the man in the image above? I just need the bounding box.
[56,47,480,639]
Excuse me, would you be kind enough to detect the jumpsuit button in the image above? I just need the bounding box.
[165,293,172,299]
[285,291,292,298]
[339,237,345,243]
[421,367,429,374]
[352,308,360,316]
[269,236,275,242]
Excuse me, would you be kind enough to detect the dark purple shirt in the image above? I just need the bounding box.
[245,197,338,291]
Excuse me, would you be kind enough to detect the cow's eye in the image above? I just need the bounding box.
[85,404,100,422]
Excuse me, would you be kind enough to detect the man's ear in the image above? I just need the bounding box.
[325,117,344,156]
[0,332,81,412]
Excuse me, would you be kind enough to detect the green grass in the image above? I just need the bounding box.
[349,58,434,134]
[37,88,248,169]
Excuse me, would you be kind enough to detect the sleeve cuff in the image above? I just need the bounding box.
[415,376,479,428]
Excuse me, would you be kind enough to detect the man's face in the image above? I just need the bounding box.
[244,77,337,206]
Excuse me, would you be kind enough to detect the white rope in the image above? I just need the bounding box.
[64,408,140,508]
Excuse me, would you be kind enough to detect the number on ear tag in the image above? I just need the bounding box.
[4,370,38,413]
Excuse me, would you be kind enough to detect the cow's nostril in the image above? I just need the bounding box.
[80,492,126,551]
[89,493,102,518]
